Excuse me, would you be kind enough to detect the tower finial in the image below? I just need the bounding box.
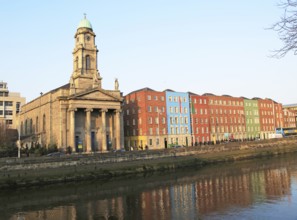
[84,13,86,19]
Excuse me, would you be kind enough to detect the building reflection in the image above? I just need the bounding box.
[9,165,292,220]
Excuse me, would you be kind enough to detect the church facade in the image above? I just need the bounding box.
[19,16,123,152]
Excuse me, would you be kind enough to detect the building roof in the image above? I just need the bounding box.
[283,103,297,108]
[78,15,92,30]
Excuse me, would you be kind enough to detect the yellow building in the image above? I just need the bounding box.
[19,16,123,152]
[0,81,25,129]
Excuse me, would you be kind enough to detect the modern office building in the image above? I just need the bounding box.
[0,81,25,129]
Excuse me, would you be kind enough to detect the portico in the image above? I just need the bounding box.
[67,107,121,152]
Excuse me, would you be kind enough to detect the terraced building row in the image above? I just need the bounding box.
[123,88,296,149]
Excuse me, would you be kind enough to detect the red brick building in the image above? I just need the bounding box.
[204,94,245,142]
[123,88,167,150]
[256,98,276,139]
[189,93,210,144]
[283,108,296,128]
[283,104,297,127]
[274,102,284,129]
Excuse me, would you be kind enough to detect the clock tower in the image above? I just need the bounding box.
[70,15,102,94]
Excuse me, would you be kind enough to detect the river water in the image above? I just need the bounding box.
[2,153,297,220]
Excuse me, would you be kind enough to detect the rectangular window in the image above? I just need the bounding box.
[148,117,152,124]
[175,117,179,124]
[5,101,13,106]
[149,139,152,145]
[5,110,13,115]
[147,95,151,100]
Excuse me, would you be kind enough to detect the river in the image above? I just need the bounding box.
[1,153,297,220]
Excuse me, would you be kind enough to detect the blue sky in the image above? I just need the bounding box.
[1,1,296,104]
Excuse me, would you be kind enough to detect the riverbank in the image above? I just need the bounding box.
[1,137,297,189]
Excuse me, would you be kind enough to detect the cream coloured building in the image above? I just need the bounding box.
[19,16,123,152]
[0,81,25,129]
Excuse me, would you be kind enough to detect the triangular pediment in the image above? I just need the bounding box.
[69,88,122,102]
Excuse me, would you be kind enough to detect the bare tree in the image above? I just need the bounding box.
[271,0,297,57]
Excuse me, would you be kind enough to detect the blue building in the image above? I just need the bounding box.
[165,90,192,146]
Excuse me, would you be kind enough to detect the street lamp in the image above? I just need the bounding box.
[241,114,245,142]
[17,107,21,158]
[158,109,162,147]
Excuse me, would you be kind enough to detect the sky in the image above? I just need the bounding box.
[1,1,296,105]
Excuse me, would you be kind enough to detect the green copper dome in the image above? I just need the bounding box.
[78,15,92,30]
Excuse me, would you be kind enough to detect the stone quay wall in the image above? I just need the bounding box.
[1,137,297,189]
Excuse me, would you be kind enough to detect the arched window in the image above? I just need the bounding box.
[43,114,46,132]
[86,55,90,70]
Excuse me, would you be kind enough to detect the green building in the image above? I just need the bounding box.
[244,99,261,139]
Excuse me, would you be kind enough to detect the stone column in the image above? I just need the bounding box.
[115,109,121,150]
[85,108,93,152]
[101,108,108,151]
[60,107,67,149]
[68,108,77,150]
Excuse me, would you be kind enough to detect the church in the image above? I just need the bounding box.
[19,16,123,152]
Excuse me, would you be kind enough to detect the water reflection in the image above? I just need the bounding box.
[3,154,297,220]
